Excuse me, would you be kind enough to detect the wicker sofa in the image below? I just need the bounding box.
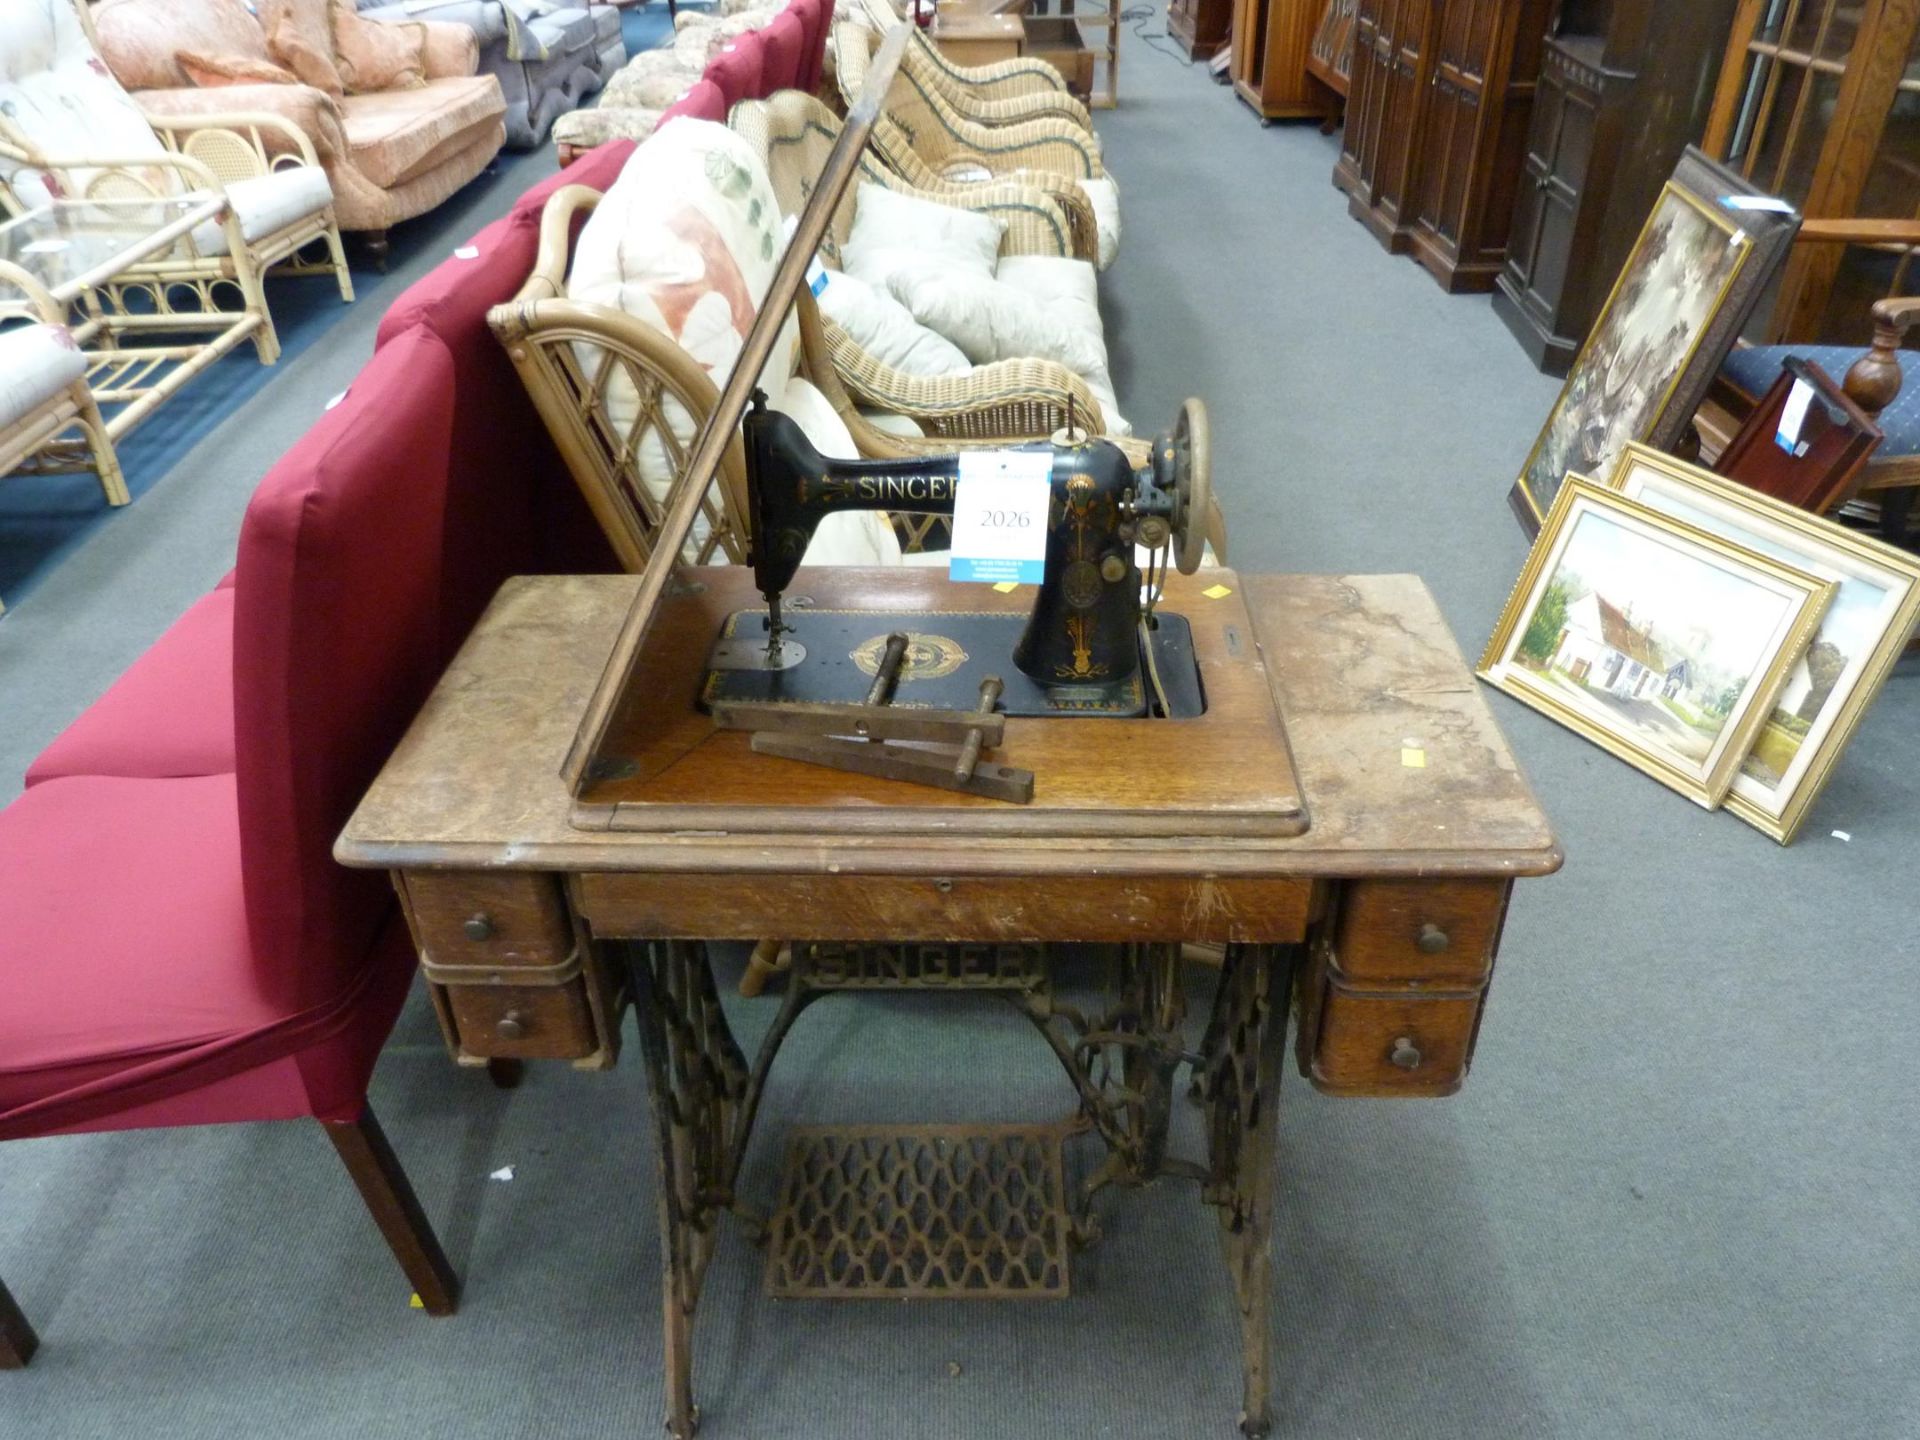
[93,0,508,259]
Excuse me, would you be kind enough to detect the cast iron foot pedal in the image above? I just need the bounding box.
[765,1123,1072,1299]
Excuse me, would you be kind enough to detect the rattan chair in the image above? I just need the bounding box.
[0,3,352,367]
[849,2,1092,129]
[490,182,1139,572]
[834,22,1105,186]
[0,307,125,617]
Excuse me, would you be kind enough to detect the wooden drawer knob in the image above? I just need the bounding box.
[1389,1035,1422,1071]
[463,913,496,942]
[496,1010,528,1041]
[1416,922,1449,954]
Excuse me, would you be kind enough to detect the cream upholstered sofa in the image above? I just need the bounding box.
[92,0,507,258]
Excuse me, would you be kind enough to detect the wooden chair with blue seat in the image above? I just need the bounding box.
[1704,219,1920,546]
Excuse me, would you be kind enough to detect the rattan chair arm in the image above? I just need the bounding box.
[487,291,752,565]
[825,319,1102,429]
[145,110,323,171]
[999,172,1100,262]
[949,87,1094,131]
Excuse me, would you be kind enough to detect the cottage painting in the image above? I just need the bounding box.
[1508,503,1805,778]
[1515,185,1750,522]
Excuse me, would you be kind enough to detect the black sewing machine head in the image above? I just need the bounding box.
[733,395,1216,716]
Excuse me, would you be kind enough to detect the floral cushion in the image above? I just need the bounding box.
[568,117,898,565]
[265,8,347,96]
[0,0,170,207]
[178,51,301,88]
[330,0,427,93]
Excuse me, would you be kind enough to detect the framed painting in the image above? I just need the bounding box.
[1507,149,1802,535]
[1479,477,1835,809]
[1604,443,1920,843]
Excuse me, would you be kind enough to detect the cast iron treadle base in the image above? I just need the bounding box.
[765,1123,1073,1300]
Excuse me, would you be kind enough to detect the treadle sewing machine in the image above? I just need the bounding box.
[338,26,1561,1440]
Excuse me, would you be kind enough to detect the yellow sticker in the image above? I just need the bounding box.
[992,581,1021,594]
[1401,748,1427,769]
[409,1293,425,1309]
[1202,584,1233,600]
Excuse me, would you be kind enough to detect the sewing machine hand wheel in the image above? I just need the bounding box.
[1166,398,1214,576]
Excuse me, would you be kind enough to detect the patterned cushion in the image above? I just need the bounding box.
[0,0,169,206]
[94,0,276,91]
[330,0,428,92]
[1722,344,1920,457]
[178,51,300,88]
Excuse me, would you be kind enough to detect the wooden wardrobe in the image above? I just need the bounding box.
[1492,0,1745,374]
[1230,0,1342,121]
[1334,0,1555,292]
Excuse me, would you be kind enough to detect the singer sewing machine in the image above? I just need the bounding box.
[686,393,1218,799]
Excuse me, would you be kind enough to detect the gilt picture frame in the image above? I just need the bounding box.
[1480,477,1835,809]
[1507,149,1802,536]
[1603,443,1920,844]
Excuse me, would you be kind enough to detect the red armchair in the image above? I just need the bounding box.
[0,326,465,1362]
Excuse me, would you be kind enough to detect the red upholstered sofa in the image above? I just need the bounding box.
[1,16,822,1365]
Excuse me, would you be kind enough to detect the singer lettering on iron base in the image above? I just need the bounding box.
[815,473,958,505]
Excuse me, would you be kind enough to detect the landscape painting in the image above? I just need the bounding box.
[1480,480,1834,808]
[1608,445,1920,842]
[1511,184,1752,529]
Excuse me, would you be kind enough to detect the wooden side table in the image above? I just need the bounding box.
[932,11,1025,65]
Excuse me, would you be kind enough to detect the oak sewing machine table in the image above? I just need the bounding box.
[337,30,1557,1433]
[336,565,1559,1438]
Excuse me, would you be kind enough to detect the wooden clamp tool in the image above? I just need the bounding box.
[711,633,1035,802]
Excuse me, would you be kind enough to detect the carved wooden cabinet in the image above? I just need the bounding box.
[1333,0,1432,248]
[1169,0,1233,61]
[1230,0,1341,121]
[1335,0,1554,291]
[1494,0,1745,373]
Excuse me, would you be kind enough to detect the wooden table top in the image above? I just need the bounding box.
[572,567,1307,841]
[336,572,1561,881]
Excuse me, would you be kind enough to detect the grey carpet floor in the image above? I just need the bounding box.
[5,27,1919,1440]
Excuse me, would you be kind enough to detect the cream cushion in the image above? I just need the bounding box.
[878,258,1129,436]
[1079,174,1121,271]
[816,268,971,377]
[190,165,334,254]
[568,119,896,565]
[0,324,87,432]
[0,0,171,207]
[842,181,1005,285]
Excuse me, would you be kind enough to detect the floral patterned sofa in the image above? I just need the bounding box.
[92,0,507,258]
[353,0,625,149]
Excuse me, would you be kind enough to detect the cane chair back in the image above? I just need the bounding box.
[488,187,754,574]
[834,22,1104,183]
[851,2,1088,123]
[736,91,1080,266]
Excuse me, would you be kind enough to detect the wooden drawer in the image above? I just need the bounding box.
[398,870,622,1068]
[444,981,598,1062]
[1334,879,1508,986]
[1305,981,1484,1097]
[407,871,571,968]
